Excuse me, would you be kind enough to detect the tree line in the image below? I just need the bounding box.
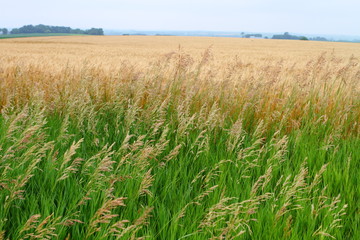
[272,32,308,40]
[0,24,104,35]
[271,32,329,41]
[238,32,328,41]
[243,33,262,38]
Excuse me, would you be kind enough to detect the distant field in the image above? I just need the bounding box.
[0,36,359,239]
[0,33,85,39]
[1,35,359,65]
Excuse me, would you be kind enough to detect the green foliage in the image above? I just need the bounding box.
[9,24,104,35]
[244,33,262,38]
[85,28,104,35]
[272,32,309,40]
[0,28,8,35]
[310,36,328,41]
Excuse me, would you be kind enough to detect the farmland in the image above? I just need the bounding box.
[0,36,359,239]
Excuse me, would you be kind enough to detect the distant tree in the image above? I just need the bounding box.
[38,24,52,33]
[50,26,71,33]
[18,25,37,33]
[85,28,104,35]
[244,33,262,38]
[70,28,85,34]
[10,28,20,34]
[272,32,306,40]
[9,24,104,36]
[310,37,328,41]
[1,28,8,34]
[299,36,308,41]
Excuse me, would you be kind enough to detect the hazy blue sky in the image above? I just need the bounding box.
[2,0,360,35]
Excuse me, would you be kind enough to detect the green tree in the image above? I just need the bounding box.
[1,28,8,34]
[85,28,104,35]
[8,24,104,35]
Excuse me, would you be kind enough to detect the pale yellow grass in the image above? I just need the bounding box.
[1,36,359,72]
[0,36,359,132]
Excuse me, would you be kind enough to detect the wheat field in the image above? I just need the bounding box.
[0,36,359,239]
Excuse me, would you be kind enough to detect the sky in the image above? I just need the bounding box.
[2,0,360,36]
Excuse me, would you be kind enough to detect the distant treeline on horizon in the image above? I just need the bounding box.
[7,24,104,35]
[1,26,334,42]
[270,32,327,41]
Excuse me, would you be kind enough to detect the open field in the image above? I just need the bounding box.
[0,36,359,239]
[1,36,360,67]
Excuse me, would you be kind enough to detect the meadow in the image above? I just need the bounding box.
[0,36,359,239]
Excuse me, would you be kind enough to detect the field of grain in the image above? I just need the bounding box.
[0,36,359,239]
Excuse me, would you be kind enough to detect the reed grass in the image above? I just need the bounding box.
[0,37,359,239]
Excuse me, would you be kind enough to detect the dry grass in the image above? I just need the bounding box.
[1,35,359,70]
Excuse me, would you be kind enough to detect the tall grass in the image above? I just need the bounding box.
[0,48,359,239]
